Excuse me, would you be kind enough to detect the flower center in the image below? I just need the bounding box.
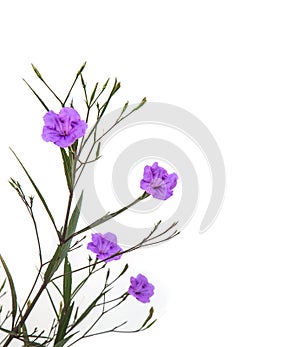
[150,178,164,189]
[57,116,72,137]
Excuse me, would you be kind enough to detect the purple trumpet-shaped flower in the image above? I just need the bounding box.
[128,274,155,303]
[140,162,178,200]
[42,107,87,147]
[87,232,123,262]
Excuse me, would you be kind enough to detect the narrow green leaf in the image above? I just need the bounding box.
[0,279,6,294]
[95,142,101,159]
[73,306,79,322]
[70,139,78,154]
[121,101,129,115]
[116,101,129,121]
[144,319,157,330]
[60,148,73,192]
[76,61,87,76]
[101,78,110,91]
[90,78,110,109]
[23,79,49,111]
[44,243,70,281]
[10,148,58,232]
[8,178,20,191]
[44,248,61,282]
[63,258,72,307]
[66,191,83,238]
[105,268,110,283]
[89,82,98,105]
[140,306,155,329]
[30,63,63,105]
[44,189,83,280]
[54,302,74,345]
[114,80,121,92]
[0,255,17,328]
[80,76,86,91]
[31,64,44,80]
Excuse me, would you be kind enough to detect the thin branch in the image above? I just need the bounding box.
[74,79,120,187]
[9,149,61,241]
[52,220,179,281]
[63,62,87,106]
[31,64,64,106]
[3,281,49,347]
[74,96,146,189]
[64,192,149,243]
[9,179,43,265]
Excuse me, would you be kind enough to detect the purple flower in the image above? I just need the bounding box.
[42,107,87,147]
[87,232,123,262]
[128,274,155,303]
[140,162,178,200]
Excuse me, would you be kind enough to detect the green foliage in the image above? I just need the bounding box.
[0,62,179,347]
[60,148,74,193]
[0,256,17,328]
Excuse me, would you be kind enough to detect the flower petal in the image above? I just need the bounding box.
[128,274,155,303]
[142,165,153,183]
[87,232,122,263]
[103,232,118,243]
[140,162,178,200]
[41,127,61,143]
[42,107,87,147]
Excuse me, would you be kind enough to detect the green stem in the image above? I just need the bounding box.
[61,190,74,242]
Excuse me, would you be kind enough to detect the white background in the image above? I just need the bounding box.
[1,0,300,346]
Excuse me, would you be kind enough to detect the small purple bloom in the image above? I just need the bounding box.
[140,162,178,200]
[128,274,155,303]
[42,107,87,148]
[87,232,123,262]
